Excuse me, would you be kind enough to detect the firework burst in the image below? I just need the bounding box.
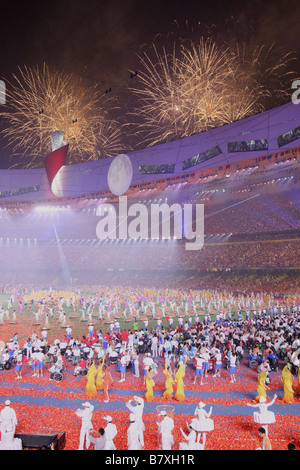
[127,44,185,145]
[234,42,297,109]
[128,37,296,148]
[0,64,125,167]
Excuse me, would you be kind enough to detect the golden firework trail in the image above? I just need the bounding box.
[0,64,124,167]
[128,38,296,148]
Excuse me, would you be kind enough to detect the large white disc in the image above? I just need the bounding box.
[107,153,133,196]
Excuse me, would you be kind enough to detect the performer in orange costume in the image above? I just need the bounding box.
[96,357,105,391]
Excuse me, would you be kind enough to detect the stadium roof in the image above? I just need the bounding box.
[0,101,299,201]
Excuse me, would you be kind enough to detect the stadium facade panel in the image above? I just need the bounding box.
[0,102,299,202]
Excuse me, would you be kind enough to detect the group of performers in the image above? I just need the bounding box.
[0,286,299,450]
[84,358,113,403]
[145,362,186,403]
[84,354,187,404]
[73,391,280,450]
[254,361,300,406]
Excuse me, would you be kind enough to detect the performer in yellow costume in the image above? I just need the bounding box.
[95,357,105,391]
[254,370,270,403]
[145,367,156,402]
[281,363,294,404]
[174,363,185,402]
[163,364,175,400]
[85,361,97,399]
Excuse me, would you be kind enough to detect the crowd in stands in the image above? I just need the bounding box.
[0,184,299,295]
[0,235,299,271]
[0,267,299,296]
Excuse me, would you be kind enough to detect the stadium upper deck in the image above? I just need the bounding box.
[0,101,299,205]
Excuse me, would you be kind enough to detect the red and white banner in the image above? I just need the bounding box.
[44,143,69,196]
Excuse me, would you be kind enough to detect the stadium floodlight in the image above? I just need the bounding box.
[34,205,69,213]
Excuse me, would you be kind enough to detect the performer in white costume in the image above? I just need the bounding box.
[0,400,22,450]
[103,415,117,450]
[127,413,143,450]
[247,394,277,436]
[179,422,204,450]
[75,401,94,450]
[157,410,174,450]
[126,396,145,443]
[191,402,214,449]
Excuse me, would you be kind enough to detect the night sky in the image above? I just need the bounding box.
[1,0,300,87]
[0,0,300,167]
